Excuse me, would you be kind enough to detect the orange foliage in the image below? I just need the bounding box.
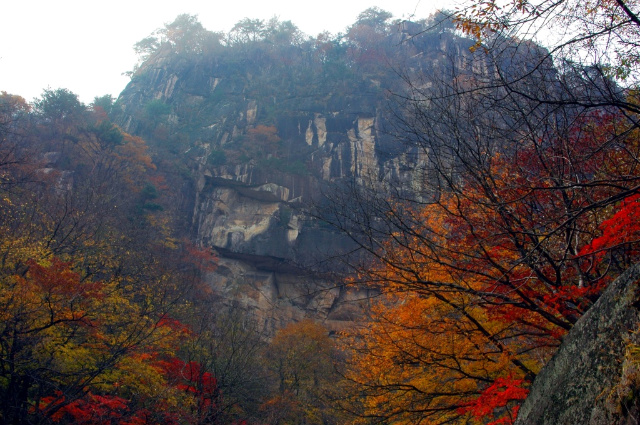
[341,110,640,423]
[182,241,219,273]
[263,320,340,424]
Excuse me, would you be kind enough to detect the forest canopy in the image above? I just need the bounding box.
[3,2,640,424]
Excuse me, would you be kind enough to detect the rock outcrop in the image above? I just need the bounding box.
[515,263,640,424]
[111,16,492,333]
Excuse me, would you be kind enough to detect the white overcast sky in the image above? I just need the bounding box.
[1,0,451,104]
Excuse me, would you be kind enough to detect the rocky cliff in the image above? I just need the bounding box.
[111,14,486,332]
[515,263,640,424]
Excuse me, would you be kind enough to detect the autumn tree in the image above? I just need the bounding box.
[339,292,529,424]
[131,14,223,73]
[229,18,267,44]
[262,320,344,425]
[0,88,212,424]
[444,0,640,136]
[33,88,86,141]
[0,258,190,425]
[264,18,305,46]
[456,0,640,81]
[320,11,640,422]
[174,298,269,424]
[0,92,31,185]
[346,7,395,72]
[91,94,115,118]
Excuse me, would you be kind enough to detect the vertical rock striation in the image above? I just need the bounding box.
[111,17,497,332]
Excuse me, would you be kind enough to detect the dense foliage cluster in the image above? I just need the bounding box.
[0,89,343,425]
[321,1,640,424]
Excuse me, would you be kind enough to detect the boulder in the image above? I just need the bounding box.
[515,264,640,425]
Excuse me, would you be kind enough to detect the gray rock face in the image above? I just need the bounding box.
[191,174,370,334]
[204,255,369,335]
[111,27,493,332]
[515,264,640,425]
[114,56,418,332]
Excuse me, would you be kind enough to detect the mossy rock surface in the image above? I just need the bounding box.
[516,264,640,425]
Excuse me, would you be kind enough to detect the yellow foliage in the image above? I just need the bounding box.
[342,290,524,424]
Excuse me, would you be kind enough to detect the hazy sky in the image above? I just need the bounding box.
[1,0,451,104]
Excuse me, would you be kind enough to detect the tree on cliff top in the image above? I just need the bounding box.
[132,14,224,71]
